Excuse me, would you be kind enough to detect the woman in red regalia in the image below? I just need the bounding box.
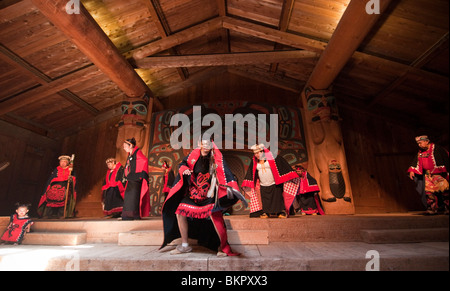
[102,158,125,218]
[121,138,150,220]
[37,155,76,218]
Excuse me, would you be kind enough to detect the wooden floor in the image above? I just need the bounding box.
[0,212,448,271]
[0,241,448,271]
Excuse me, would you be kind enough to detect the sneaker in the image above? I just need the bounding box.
[170,245,192,255]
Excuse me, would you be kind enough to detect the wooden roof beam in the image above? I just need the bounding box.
[30,0,162,111]
[222,16,326,53]
[304,0,393,90]
[128,17,223,60]
[135,50,319,68]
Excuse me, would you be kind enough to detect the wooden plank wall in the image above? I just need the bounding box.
[59,116,121,217]
[339,107,436,213]
[0,120,60,217]
[1,71,442,217]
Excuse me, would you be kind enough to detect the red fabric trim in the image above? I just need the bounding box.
[210,211,240,256]
[102,163,125,199]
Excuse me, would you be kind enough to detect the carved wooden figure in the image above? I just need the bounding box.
[116,95,150,164]
[303,86,354,214]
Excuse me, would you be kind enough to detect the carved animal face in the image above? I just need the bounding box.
[305,87,339,122]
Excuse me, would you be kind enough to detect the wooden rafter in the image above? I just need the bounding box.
[0,65,102,116]
[142,0,189,80]
[368,32,449,107]
[0,44,99,115]
[127,17,223,60]
[135,50,318,68]
[29,0,160,111]
[269,0,295,73]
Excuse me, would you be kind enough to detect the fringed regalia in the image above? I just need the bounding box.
[37,166,76,218]
[160,143,240,256]
[122,147,150,220]
[295,171,325,215]
[407,143,449,212]
[242,148,300,217]
[101,162,125,216]
[1,214,33,244]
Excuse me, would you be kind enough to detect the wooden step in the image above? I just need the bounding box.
[22,232,87,246]
[360,228,449,244]
[118,229,269,246]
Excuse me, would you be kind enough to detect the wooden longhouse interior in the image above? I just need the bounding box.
[0,0,448,218]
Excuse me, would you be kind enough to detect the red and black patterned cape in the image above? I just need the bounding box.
[242,148,300,216]
[37,166,76,218]
[1,214,33,244]
[407,143,449,177]
[160,143,240,256]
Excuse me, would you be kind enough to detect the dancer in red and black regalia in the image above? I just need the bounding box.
[122,138,150,220]
[160,139,243,256]
[1,203,33,245]
[101,158,125,218]
[293,164,325,215]
[38,155,76,218]
[242,144,300,218]
[408,135,449,215]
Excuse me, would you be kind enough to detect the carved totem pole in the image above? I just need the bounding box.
[116,93,152,165]
[302,86,355,214]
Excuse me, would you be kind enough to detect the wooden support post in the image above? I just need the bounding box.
[300,0,392,214]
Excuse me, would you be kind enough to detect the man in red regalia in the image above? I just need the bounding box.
[408,135,449,215]
[160,139,243,256]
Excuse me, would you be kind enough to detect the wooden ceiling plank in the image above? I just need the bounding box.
[369,32,449,106]
[222,16,326,52]
[0,65,101,116]
[270,0,295,72]
[0,43,99,115]
[136,50,319,68]
[30,0,158,112]
[142,0,189,81]
[128,17,223,60]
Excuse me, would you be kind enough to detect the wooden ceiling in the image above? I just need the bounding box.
[0,0,448,140]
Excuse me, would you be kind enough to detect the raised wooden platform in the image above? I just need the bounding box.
[2,212,447,246]
[1,213,448,271]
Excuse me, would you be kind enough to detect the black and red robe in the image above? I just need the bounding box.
[101,162,125,216]
[296,171,325,215]
[160,143,240,256]
[242,148,300,217]
[122,147,150,220]
[37,166,76,218]
[407,143,449,209]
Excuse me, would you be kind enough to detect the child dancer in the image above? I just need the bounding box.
[1,203,34,245]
